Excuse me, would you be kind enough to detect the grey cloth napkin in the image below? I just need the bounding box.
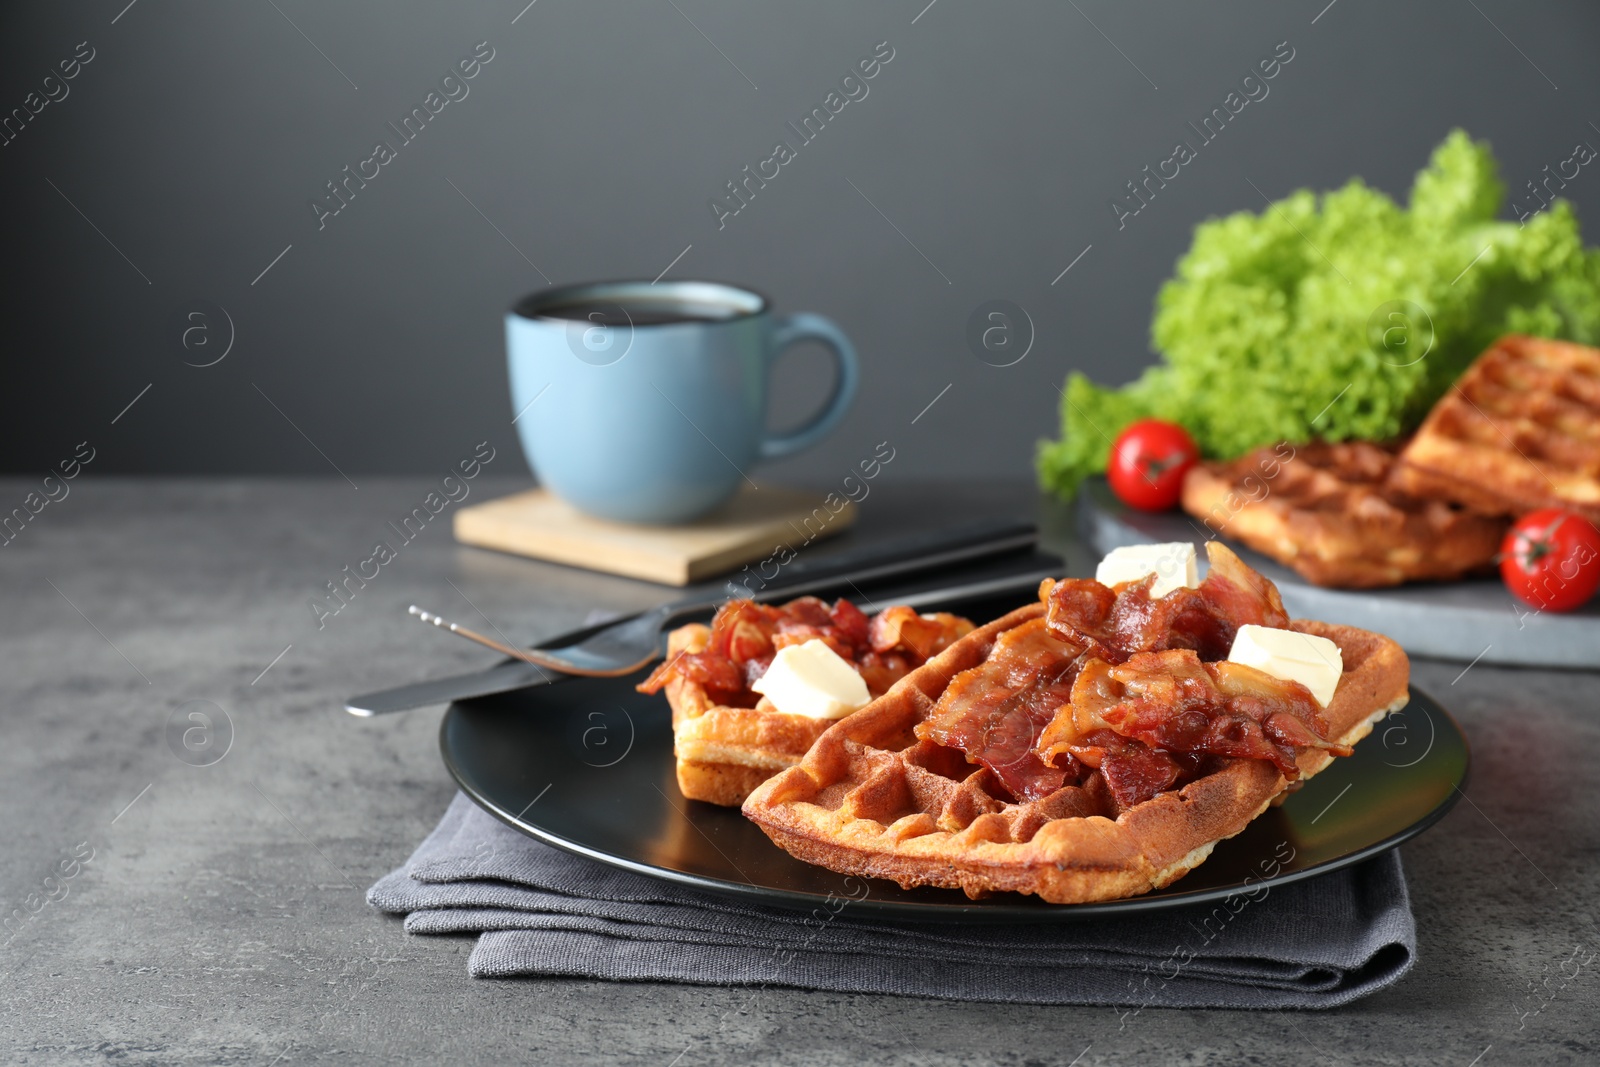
[368,793,1414,1009]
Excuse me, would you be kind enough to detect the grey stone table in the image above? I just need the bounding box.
[2,477,1596,1066]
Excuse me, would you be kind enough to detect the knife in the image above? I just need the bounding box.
[346,516,1041,716]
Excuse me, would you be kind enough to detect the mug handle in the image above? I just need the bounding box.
[759,313,860,460]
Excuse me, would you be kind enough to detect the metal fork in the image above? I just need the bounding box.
[345,517,1045,715]
[419,519,1040,679]
[407,604,669,678]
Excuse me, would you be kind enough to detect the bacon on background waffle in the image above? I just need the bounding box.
[1043,542,1288,662]
[637,596,972,708]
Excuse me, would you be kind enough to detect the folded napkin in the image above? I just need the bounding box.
[368,793,1414,1009]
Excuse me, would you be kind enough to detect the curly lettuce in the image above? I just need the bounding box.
[1038,130,1600,498]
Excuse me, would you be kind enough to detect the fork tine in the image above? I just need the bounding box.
[407,605,654,677]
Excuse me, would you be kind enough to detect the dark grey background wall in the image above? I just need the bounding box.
[3,1,1598,483]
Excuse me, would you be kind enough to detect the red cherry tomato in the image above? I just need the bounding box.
[1500,508,1600,612]
[1107,419,1200,511]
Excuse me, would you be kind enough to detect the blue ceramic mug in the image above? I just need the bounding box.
[506,280,859,524]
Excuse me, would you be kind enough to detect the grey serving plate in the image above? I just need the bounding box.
[1078,477,1600,668]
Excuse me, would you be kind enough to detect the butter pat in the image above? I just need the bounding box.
[1227,624,1343,707]
[750,639,871,720]
[1095,542,1199,598]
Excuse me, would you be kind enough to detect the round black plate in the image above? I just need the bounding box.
[441,588,1469,922]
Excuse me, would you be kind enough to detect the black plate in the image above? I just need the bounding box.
[441,585,1469,922]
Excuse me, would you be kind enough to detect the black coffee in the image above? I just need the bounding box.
[530,300,745,327]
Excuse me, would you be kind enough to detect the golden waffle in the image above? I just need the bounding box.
[1182,440,1507,588]
[660,622,833,807]
[741,607,1409,905]
[1392,335,1600,523]
[649,602,975,807]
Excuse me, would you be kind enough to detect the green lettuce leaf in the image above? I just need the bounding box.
[1038,130,1600,498]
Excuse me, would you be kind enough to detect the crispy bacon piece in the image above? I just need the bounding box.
[916,543,1339,812]
[636,596,971,708]
[914,619,1090,803]
[868,607,973,661]
[1037,648,1350,784]
[1068,730,1213,812]
[854,650,915,697]
[1043,542,1289,662]
[637,599,779,707]
[1200,540,1291,629]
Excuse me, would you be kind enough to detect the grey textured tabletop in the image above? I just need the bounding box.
[2,477,1596,1066]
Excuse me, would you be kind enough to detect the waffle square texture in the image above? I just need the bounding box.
[1183,440,1506,588]
[743,605,1409,904]
[1393,335,1600,523]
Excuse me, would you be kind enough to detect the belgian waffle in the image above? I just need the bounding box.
[1182,440,1507,588]
[649,602,974,807]
[1392,335,1600,524]
[741,607,1409,904]
[660,622,833,807]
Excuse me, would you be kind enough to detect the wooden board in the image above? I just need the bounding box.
[452,486,856,586]
[1077,477,1600,668]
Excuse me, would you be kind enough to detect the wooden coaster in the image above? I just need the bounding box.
[452,486,856,585]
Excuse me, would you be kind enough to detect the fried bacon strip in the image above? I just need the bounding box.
[1069,729,1211,813]
[1043,542,1289,663]
[920,543,1344,812]
[636,596,972,709]
[914,619,1090,804]
[1036,647,1350,809]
